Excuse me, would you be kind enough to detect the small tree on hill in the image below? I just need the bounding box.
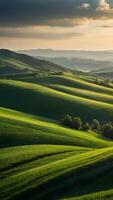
[102,123,113,139]
[71,117,82,130]
[83,122,90,132]
[91,119,100,131]
[61,114,72,127]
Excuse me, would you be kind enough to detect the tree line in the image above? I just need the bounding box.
[94,78,113,89]
[61,114,113,140]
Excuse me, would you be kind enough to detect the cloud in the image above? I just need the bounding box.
[80,3,91,9]
[0,27,83,40]
[0,0,113,28]
[96,0,110,11]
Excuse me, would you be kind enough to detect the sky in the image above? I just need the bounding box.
[0,0,113,50]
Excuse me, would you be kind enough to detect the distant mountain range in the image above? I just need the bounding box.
[38,57,113,73]
[18,49,113,61]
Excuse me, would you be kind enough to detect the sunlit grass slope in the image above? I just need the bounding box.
[0,107,111,149]
[48,84,113,105]
[1,71,113,200]
[1,146,113,200]
[1,79,113,122]
[0,49,67,75]
[22,74,113,96]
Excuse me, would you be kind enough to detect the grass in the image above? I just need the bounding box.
[0,58,28,69]
[22,74,113,96]
[1,146,113,200]
[0,107,113,199]
[1,70,113,199]
[0,107,111,149]
[0,49,68,75]
[48,84,113,105]
[1,78,113,122]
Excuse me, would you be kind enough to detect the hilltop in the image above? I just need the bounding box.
[0,49,68,76]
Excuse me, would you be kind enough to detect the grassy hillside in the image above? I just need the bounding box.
[0,49,68,75]
[21,74,113,95]
[1,107,113,199]
[1,54,113,200]
[1,107,111,149]
[0,107,113,200]
[1,145,113,200]
[0,78,113,122]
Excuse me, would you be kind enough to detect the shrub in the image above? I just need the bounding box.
[61,114,72,127]
[71,117,82,130]
[91,119,100,131]
[83,123,90,132]
[102,123,113,139]
[53,72,63,76]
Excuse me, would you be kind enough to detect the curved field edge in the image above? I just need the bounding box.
[48,84,113,105]
[1,147,113,200]
[0,145,91,176]
[21,75,113,96]
[0,107,112,148]
[1,72,113,200]
[1,79,113,122]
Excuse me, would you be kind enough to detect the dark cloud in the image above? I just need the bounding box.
[0,28,83,39]
[0,0,113,27]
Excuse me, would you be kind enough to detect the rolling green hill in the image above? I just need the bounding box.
[0,107,111,149]
[0,77,113,122]
[1,144,113,200]
[1,51,113,200]
[1,107,113,200]
[0,49,68,76]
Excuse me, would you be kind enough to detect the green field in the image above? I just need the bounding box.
[1,75,113,122]
[1,107,113,200]
[0,49,68,76]
[1,50,113,200]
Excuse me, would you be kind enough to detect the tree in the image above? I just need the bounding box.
[83,122,90,132]
[71,117,82,130]
[91,119,100,131]
[102,123,113,139]
[61,114,72,127]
